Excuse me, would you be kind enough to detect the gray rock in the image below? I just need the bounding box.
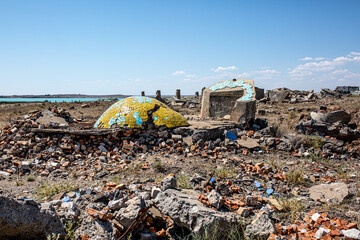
[325,110,351,124]
[108,199,125,211]
[183,136,193,146]
[245,196,258,206]
[309,182,349,203]
[115,197,146,228]
[245,212,274,239]
[314,227,329,239]
[151,187,161,199]
[236,138,260,149]
[154,189,240,233]
[189,173,205,188]
[229,100,256,124]
[266,138,276,147]
[36,110,68,127]
[0,196,65,239]
[311,110,351,124]
[215,182,232,196]
[161,176,177,191]
[342,229,360,239]
[207,190,223,209]
[75,216,117,240]
[276,139,292,152]
[0,171,11,177]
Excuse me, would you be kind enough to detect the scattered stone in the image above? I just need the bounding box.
[0,196,65,239]
[155,189,240,233]
[161,175,177,191]
[309,182,349,203]
[245,211,274,239]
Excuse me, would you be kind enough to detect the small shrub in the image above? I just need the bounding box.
[26,175,36,182]
[214,166,236,179]
[181,221,245,240]
[64,220,77,240]
[278,197,304,220]
[153,158,164,171]
[309,151,324,162]
[305,136,324,149]
[47,234,60,240]
[336,166,350,182]
[288,110,297,120]
[286,168,305,186]
[177,174,191,189]
[36,183,79,200]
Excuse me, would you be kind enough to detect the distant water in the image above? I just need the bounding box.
[0,97,122,103]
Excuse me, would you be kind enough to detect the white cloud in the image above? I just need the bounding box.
[350,52,360,56]
[288,52,360,89]
[300,57,313,61]
[290,54,360,79]
[185,74,196,78]
[172,70,185,76]
[213,66,238,72]
[300,57,325,61]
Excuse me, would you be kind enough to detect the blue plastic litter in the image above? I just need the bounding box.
[62,196,71,202]
[225,131,237,141]
[210,178,216,183]
[266,189,274,195]
[273,192,280,196]
[76,192,80,197]
[254,181,261,188]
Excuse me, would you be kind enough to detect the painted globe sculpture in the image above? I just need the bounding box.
[94,96,189,129]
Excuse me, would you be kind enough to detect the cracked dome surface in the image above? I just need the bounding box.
[94,96,189,129]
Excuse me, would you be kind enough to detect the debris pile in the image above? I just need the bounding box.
[271,210,360,239]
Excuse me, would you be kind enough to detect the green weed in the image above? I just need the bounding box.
[177,173,191,189]
[305,136,324,149]
[278,197,304,220]
[286,168,306,186]
[36,183,79,200]
[214,166,236,179]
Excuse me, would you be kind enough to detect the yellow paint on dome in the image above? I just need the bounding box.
[94,96,189,129]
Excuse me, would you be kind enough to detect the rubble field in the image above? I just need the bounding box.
[0,93,360,240]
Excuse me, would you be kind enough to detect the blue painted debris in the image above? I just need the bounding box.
[210,178,216,184]
[254,181,264,190]
[225,131,237,141]
[266,189,274,195]
[62,196,71,202]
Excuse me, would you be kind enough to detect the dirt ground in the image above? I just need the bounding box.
[1,95,360,239]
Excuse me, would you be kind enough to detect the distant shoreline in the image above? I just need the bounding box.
[0,94,130,98]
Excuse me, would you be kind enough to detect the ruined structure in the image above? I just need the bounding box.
[94,96,189,129]
[200,79,256,123]
[335,86,359,94]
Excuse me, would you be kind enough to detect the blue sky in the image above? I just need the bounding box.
[0,0,359,95]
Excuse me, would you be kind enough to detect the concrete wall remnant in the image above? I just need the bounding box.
[200,79,256,123]
[255,87,265,100]
[335,86,359,94]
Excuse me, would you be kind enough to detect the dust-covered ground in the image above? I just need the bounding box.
[0,95,360,239]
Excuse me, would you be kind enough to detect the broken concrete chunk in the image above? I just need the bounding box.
[245,211,275,239]
[0,196,65,239]
[236,138,260,149]
[161,175,177,191]
[309,182,349,203]
[115,197,146,229]
[342,229,360,239]
[207,190,223,209]
[154,189,240,233]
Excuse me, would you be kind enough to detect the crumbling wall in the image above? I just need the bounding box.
[200,79,256,123]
